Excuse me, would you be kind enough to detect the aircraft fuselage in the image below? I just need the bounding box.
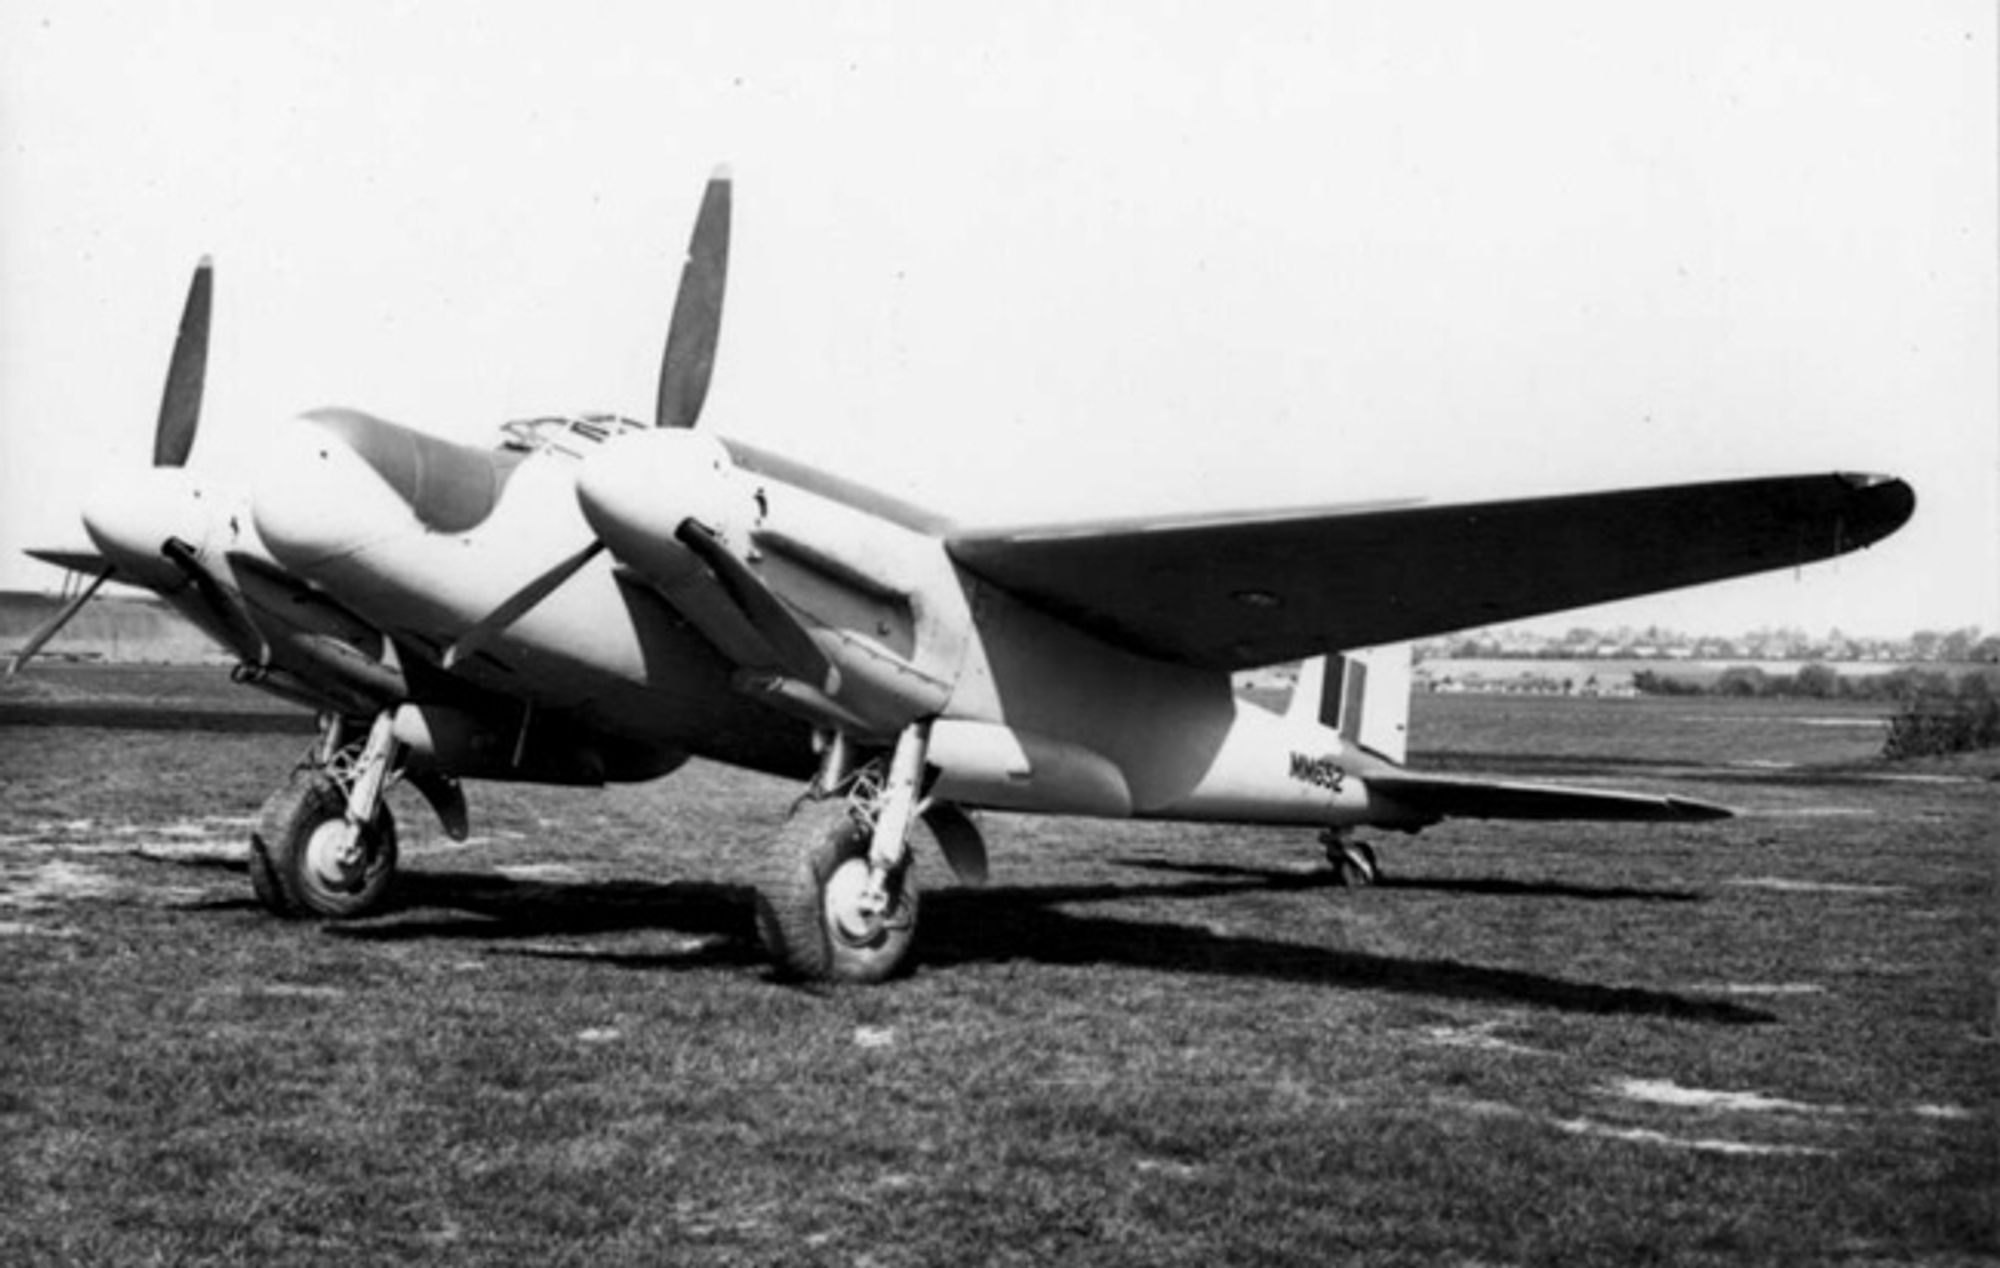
[252,410,1393,828]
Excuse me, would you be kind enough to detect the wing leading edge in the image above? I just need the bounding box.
[24,546,112,576]
[948,472,1914,671]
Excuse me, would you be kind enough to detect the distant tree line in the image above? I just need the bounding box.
[1423,624,2000,665]
[1628,664,1993,702]
[1628,664,2000,759]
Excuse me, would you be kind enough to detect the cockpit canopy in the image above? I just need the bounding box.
[498,413,650,459]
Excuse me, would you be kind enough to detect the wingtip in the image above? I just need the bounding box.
[1834,471,1917,542]
[709,163,733,185]
[1833,470,1912,496]
[23,545,111,574]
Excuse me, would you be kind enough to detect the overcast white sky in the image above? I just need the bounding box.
[2,1,1994,638]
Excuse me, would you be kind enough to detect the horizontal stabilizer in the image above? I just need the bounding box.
[1370,772,1731,824]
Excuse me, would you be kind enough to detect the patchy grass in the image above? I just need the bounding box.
[0,672,1994,1264]
[1408,692,1897,770]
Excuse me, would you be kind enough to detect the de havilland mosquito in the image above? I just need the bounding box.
[13,171,1916,982]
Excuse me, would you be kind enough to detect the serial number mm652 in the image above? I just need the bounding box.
[1288,751,1346,793]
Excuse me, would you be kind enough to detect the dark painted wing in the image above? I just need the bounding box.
[947,473,1914,671]
[1369,772,1731,824]
[23,546,112,575]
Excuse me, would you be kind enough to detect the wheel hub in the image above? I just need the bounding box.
[304,819,370,894]
[824,857,888,948]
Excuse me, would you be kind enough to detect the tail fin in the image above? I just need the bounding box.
[1288,644,1412,766]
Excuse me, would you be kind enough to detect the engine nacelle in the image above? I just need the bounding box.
[575,427,964,740]
[576,429,753,587]
[927,720,1132,817]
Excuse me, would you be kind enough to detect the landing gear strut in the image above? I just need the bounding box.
[249,711,402,919]
[754,722,929,983]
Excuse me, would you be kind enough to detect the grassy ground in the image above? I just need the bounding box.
[1,670,1994,1265]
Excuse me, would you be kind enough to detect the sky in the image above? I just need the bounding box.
[2,1,1994,639]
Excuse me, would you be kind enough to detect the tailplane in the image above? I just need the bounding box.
[1288,644,1412,766]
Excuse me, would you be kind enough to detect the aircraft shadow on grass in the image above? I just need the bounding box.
[0,702,312,734]
[283,860,1768,1025]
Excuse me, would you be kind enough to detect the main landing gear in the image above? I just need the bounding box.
[250,712,404,919]
[755,722,951,984]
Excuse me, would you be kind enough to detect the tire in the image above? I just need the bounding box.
[250,768,398,919]
[753,797,919,984]
[246,788,293,915]
[1332,838,1379,888]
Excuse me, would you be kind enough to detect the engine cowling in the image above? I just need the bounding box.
[575,429,751,587]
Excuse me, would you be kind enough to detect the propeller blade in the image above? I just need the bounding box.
[7,566,115,676]
[441,540,606,671]
[675,518,835,692]
[655,169,732,430]
[154,257,214,468]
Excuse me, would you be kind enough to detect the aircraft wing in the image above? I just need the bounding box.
[1368,771,1731,824]
[947,473,1914,671]
[24,545,112,575]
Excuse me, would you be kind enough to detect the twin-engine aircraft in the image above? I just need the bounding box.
[13,171,1915,982]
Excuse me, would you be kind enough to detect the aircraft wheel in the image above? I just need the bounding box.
[754,797,919,985]
[1332,838,1379,888]
[250,769,398,919]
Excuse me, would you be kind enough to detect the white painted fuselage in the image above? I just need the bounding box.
[253,412,1391,828]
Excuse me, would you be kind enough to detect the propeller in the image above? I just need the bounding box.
[441,169,736,665]
[440,540,607,671]
[8,258,215,675]
[154,256,214,468]
[655,168,731,430]
[7,567,114,676]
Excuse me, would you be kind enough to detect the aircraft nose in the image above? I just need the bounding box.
[253,413,418,570]
[255,408,513,572]
[82,468,213,590]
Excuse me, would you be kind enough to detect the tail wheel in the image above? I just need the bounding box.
[250,768,398,919]
[1333,838,1380,888]
[754,797,920,984]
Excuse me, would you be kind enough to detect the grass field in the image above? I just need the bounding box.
[2,668,1995,1264]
